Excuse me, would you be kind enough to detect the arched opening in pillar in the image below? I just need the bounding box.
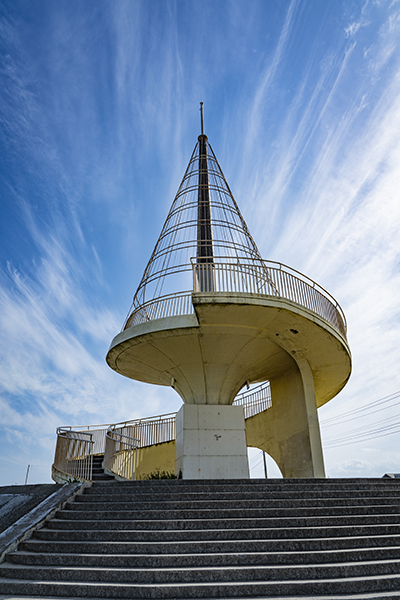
[247,448,283,479]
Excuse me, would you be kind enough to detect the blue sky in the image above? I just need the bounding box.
[1,0,400,484]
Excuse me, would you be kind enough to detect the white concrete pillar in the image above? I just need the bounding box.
[175,404,249,479]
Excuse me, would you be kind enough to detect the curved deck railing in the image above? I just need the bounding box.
[52,382,271,482]
[124,291,194,329]
[124,258,346,338]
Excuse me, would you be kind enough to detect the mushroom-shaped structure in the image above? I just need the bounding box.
[107,109,351,479]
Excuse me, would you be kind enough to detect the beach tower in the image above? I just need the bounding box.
[106,105,351,479]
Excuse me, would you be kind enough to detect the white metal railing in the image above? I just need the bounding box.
[192,258,346,336]
[52,384,271,481]
[124,291,193,329]
[123,258,346,337]
[233,381,272,418]
[55,424,109,455]
[53,428,94,481]
[103,427,140,481]
[125,413,176,448]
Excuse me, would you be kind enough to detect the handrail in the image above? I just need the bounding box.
[233,381,272,419]
[107,428,140,444]
[123,257,346,338]
[104,426,140,481]
[57,411,179,432]
[124,290,194,330]
[57,428,93,439]
[53,429,94,481]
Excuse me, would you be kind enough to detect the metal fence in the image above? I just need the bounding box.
[53,428,94,481]
[124,291,193,329]
[53,385,272,482]
[233,381,272,419]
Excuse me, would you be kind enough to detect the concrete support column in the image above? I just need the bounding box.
[245,353,325,478]
[266,355,325,478]
[295,355,325,478]
[175,404,249,479]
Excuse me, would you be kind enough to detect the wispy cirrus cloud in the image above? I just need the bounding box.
[1,0,400,484]
[0,207,180,484]
[223,1,400,475]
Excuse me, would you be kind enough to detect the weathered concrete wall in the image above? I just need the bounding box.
[0,485,59,536]
[135,441,175,479]
[0,483,83,562]
[245,356,325,478]
[175,405,249,479]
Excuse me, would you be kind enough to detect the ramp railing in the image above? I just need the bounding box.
[103,427,140,481]
[53,428,94,481]
[233,381,272,419]
[53,382,271,482]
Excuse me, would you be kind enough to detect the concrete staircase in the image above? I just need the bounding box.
[1,479,400,598]
[91,454,115,482]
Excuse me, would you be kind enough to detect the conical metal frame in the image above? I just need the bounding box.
[123,136,267,329]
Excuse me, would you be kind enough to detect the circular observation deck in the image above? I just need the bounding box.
[107,258,351,408]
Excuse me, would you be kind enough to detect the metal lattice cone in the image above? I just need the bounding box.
[123,134,267,330]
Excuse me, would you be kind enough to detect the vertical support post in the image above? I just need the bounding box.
[263,452,268,479]
[197,103,214,291]
[24,464,31,485]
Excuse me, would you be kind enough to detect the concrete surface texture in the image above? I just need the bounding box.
[175,404,249,479]
[0,486,59,536]
[0,483,82,563]
[1,478,400,598]
[107,292,351,478]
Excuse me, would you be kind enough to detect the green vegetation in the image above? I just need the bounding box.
[142,468,182,479]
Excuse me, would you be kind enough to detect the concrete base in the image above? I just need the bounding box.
[175,405,249,479]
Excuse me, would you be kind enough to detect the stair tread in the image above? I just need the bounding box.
[2,479,400,597]
[2,572,400,583]
[3,557,400,569]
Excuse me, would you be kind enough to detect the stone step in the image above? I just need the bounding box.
[84,484,400,496]
[1,573,400,597]
[54,506,400,523]
[73,494,400,507]
[79,490,399,505]
[34,519,400,541]
[18,533,400,553]
[2,559,400,583]
[90,477,400,486]
[79,492,399,505]
[85,479,398,498]
[2,594,400,600]
[8,546,400,567]
[44,505,400,528]
[34,515,400,537]
[30,524,400,543]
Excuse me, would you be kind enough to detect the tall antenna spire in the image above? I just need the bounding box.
[197,103,213,286]
[200,102,204,135]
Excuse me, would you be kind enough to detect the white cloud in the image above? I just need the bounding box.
[2,0,400,485]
